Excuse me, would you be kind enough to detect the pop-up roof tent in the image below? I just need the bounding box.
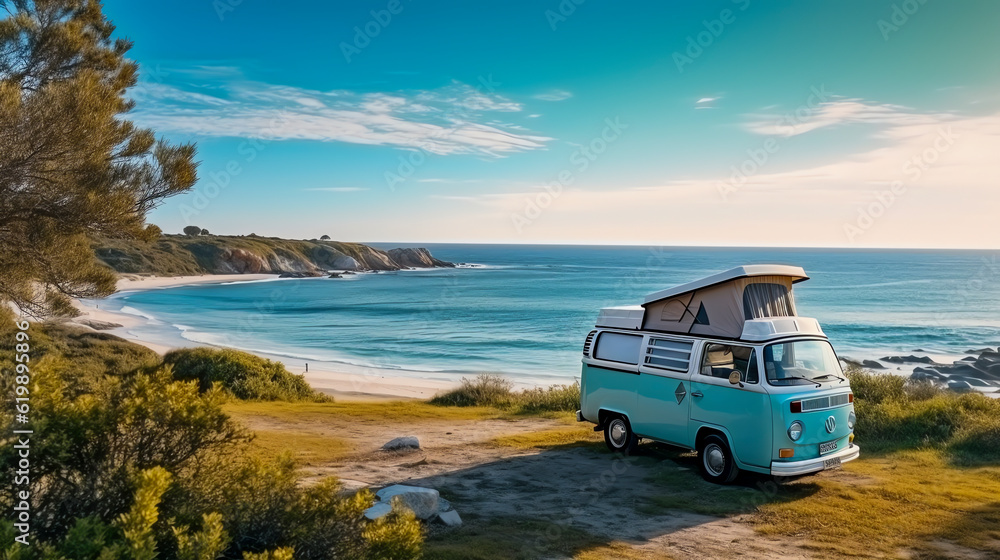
[638,265,809,339]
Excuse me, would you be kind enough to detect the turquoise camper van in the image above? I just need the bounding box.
[577,265,859,484]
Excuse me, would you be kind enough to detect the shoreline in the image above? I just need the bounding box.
[73,274,467,400]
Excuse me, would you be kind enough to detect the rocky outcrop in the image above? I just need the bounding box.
[94,235,455,276]
[387,248,456,269]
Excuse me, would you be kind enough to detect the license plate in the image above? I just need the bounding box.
[819,440,839,455]
[823,457,842,470]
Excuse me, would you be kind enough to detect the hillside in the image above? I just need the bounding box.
[93,234,454,275]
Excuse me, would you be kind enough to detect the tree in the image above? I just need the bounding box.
[0,0,198,319]
[200,228,209,236]
[320,235,331,240]
[183,225,202,236]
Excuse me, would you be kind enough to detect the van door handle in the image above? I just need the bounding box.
[691,391,704,398]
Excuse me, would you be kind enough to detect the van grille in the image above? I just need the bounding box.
[801,393,851,412]
[582,330,597,357]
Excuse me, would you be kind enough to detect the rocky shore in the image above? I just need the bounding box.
[844,348,1000,395]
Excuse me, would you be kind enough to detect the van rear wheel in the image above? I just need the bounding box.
[698,434,739,484]
[603,415,639,455]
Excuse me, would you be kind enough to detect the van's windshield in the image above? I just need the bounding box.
[763,340,844,386]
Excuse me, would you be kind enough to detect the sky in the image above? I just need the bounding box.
[103,0,1000,248]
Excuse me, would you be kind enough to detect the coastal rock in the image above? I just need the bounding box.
[219,248,269,273]
[966,348,996,354]
[387,248,456,269]
[328,273,342,278]
[436,509,462,527]
[75,318,123,330]
[375,485,440,520]
[881,355,934,365]
[278,271,324,278]
[382,436,420,451]
[862,360,886,370]
[333,255,361,270]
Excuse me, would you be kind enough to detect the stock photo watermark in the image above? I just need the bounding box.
[673,0,750,73]
[340,0,412,63]
[877,0,931,41]
[511,116,627,233]
[10,319,33,545]
[179,111,293,223]
[544,0,588,31]
[843,125,957,242]
[717,85,832,201]
[384,74,502,191]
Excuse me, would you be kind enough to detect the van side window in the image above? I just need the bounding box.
[700,344,759,384]
[593,332,642,365]
[644,338,694,371]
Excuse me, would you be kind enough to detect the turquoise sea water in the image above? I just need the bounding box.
[101,245,1000,384]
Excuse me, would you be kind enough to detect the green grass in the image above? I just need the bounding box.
[430,373,581,414]
[224,399,508,424]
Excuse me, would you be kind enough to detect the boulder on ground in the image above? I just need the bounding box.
[382,436,420,451]
[437,509,462,527]
[375,485,440,520]
[862,360,886,370]
[881,355,934,364]
[363,502,392,520]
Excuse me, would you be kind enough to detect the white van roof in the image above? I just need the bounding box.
[643,265,808,304]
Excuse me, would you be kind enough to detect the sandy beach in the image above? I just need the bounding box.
[71,274,463,400]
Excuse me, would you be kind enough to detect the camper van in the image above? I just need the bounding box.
[577,265,859,484]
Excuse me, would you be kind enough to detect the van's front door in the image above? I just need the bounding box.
[632,337,694,446]
[689,342,772,469]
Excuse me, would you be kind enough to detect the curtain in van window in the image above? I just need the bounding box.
[742,282,796,319]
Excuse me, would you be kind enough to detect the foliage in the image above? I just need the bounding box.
[164,347,325,402]
[320,235,331,240]
[845,366,1000,463]
[431,373,581,414]
[0,322,424,559]
[0,0,198,318]
[0,355,247,542]
[184,225,203,237]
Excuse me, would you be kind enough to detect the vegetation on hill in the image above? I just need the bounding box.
[430,373,581,414]
[93,234,451,275]
[165,348,325,402]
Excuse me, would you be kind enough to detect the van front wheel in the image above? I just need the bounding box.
[698,434,739,484]
[603,415,639,455]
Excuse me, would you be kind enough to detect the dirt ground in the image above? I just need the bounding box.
[236,410,827,559]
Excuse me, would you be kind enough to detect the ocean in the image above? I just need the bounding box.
[95,245,1000,385]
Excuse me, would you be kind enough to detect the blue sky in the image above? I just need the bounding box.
[104,0,1000,248]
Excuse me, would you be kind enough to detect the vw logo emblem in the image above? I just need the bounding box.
[825,416,837,433]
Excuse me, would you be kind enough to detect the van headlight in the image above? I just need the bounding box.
[848,411,856,431]
[787,421,804,442]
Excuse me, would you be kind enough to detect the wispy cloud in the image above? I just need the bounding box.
[533,90,573,102]
[131,76,552,156]
[743,98,946,137]
[695,96,721,109]
[304,187,369,192]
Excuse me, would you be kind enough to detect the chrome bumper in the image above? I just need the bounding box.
[770,444,860,477]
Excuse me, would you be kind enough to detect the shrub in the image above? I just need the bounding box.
[164,348,324,401]
[846,367,1000,462]
[183,226,203,237]
[431,373,581,414]
[0,357,247,542]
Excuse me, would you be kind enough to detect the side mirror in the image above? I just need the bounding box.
[728,371,743,386]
